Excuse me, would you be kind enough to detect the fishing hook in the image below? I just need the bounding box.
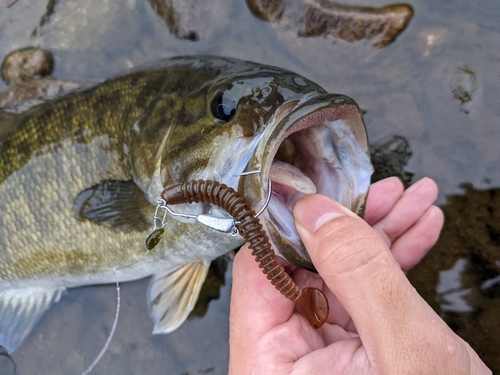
[161,179,329,329]
[150,174,272,236]
[235,169,272,218]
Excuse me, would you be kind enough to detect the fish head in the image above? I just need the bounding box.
[130,57,372,271]
[241,93,373,271]
[130,57,325,201]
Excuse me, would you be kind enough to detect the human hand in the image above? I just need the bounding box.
[229,177,491,375]
[362,176,444,271]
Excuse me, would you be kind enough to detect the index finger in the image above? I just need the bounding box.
[230,245,295,338]
[364,177,404,225]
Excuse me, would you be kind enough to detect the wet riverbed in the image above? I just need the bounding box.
[1,0,499,373]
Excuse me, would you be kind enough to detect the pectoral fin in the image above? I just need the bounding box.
[148,262,210,334]
[73,180,151,232]
[0,287,64,353]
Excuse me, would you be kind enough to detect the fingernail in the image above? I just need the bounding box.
[294,195,348,233]
[405,177,428,194]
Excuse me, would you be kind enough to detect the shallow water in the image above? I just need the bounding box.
[1,0,499,373]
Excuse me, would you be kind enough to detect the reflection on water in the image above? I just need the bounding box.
[1,0,499,373]
[408,184,500,372]
[437,258,474,313]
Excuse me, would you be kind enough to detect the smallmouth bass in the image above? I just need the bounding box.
[0,56,372,352]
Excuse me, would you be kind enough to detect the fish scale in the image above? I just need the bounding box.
[0,55,372,353]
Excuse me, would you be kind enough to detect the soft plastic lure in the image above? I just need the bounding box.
[160,179,329,329]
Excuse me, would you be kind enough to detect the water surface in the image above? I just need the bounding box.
[1,0,499,373]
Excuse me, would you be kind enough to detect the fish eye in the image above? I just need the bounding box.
[211,93,237,122]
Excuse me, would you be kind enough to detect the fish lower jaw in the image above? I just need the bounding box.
[261,122,372,269]
[264,152,370,268]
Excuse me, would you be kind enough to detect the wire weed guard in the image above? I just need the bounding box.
[155,179,329,329]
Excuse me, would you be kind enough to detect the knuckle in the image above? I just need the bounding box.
[311,216,391,282]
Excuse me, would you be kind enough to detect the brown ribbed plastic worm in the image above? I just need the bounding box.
[161,179,329,329]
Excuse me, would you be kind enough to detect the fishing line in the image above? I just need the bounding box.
[80,249,151,375]
[82,173,276,373]
[80,268,120,375]
[161,179,329,329]
[82,200,161,374]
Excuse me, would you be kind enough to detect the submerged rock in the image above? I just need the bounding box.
[1,46,54,85]
[370,135,414,187]
[0,78,83,109]
[246,0,414,48]
[450,65,478,114]
[147,0,232,41]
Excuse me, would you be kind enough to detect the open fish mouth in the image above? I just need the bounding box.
[243,93,373,272]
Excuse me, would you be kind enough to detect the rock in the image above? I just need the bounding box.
[449,65,478,114]
[370,135,414,187]
[246,0,414,48]
[1,46,54,85]
[0,78,83,109]
[147,0,232,41]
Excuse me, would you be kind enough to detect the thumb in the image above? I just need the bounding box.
[293,194,399,315]
[293,194,478,374]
